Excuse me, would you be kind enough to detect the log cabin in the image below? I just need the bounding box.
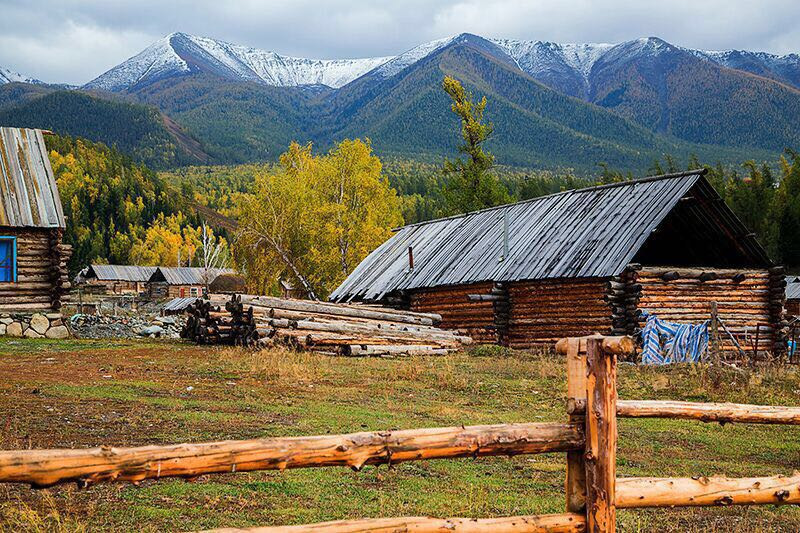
[0,127,71,314]
[331,170,786,357]
[77,264,157,295]
[148,266,235,299]
[785,276,800,317]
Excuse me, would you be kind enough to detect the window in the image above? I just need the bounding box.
[190,287,199,297]
[0,237,17,283]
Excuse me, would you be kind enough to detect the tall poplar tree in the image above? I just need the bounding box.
[441,76,508,214]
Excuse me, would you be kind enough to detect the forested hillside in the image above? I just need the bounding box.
[0,91,203,169]
[45,135,226,274]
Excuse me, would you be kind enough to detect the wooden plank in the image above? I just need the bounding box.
[565,338,587,513]
[199,513,587,533]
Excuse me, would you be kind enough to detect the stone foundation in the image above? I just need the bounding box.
[0,312,71,339]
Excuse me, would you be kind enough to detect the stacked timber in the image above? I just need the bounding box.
[507,278,614,349]
[181,299,235,345]
[637,267,777,356]
[606,263,642,336]
[768,266,788,356]
[185,295,470,356]
[410,282,498,343]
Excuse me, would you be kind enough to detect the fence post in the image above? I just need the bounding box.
[710,301,721,363]
[584,336,617,532]
[565,337,586,513]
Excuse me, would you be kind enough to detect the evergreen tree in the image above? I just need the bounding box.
[441,76,508,214]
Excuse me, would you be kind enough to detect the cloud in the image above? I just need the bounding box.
[0,0,798,85]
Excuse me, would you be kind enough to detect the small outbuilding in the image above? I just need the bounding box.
[0,127,72,313]
[331,170,786,356]
[78,264,157,295]
[148,266,235,299]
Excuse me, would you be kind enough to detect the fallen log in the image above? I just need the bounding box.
[343,344,450,357]
[0,422,583,488]
[616,473,800,507]
[199,513,586,533]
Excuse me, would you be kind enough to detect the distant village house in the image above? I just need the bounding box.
[148,266,235,299]
[77,265,157,295]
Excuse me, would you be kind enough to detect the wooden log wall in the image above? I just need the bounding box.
[636,267,783,355]
[0,226,71,312]
[506,279,614,349]
[410,282,498,343]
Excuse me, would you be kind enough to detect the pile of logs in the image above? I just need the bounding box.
[182,294,471,356]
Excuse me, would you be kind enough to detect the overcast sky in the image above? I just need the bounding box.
[1,0,799,85]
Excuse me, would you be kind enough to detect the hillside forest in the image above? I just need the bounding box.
[42,77,800,298]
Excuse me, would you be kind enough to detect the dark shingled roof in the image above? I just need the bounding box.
[331,171,771,302]
[0,127,65,228]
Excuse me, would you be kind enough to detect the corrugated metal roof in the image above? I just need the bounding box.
[87,264,158,282]
[331,171,770,302]
[163,296,200,312]
[787,282,800,301]
[154,267,235,285]
[0,127,65,228]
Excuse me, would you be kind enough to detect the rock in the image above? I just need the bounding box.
[29,314,50,335]
[6,322,23,337]
[46,313,62,320]
[24,328,43,338]
[0,317,12,325]
[139,325,164,337]
[0,324,5,335]
[46,326,70,339]
[158,316,176,325]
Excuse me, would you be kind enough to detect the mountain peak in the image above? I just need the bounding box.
[85,32,394,92]
[0,66,43,85]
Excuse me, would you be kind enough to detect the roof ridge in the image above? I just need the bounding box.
[396,168,708,230]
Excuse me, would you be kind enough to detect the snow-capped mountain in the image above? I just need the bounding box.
[83,32,800,97]
[85,32,393,92]
[0,66,42,85]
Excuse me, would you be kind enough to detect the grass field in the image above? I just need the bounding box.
[0,338,798,532]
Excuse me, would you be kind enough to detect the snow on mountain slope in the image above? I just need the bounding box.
[83,32,800,95]
[689,48,800,88]
[0,67,42,85]
[85,32,393,91]
[491,39,613,82]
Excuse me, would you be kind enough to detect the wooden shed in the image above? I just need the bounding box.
[78,264,157,295]
[786,277,800,317]
[331,170,786,356]
[148,266,235,299]
[0,127,71,312]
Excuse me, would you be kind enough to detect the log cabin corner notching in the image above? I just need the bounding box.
[0,127,71,312]
[331,170,786,355]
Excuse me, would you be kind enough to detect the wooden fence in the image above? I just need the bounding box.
[1,335,798,532]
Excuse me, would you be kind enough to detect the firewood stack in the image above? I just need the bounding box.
[184,294,472,356]
[181,299,235,345]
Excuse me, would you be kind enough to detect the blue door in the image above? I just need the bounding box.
[0,238,16,282]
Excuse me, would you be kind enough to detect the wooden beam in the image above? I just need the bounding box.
[616,473,800,507]
[565,338,587,514]
[584,337,617,533]
[555,336,633,356]
[0,422,584,488]
[616,400,800,425]
[199,513,587,533]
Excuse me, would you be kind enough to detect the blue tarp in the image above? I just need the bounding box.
[641,311,709,365]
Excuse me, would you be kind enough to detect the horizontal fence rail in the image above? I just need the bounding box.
[568,399,800,425]
[616,473,800,508]
[0,422,583,488]
[199,513,587,533]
